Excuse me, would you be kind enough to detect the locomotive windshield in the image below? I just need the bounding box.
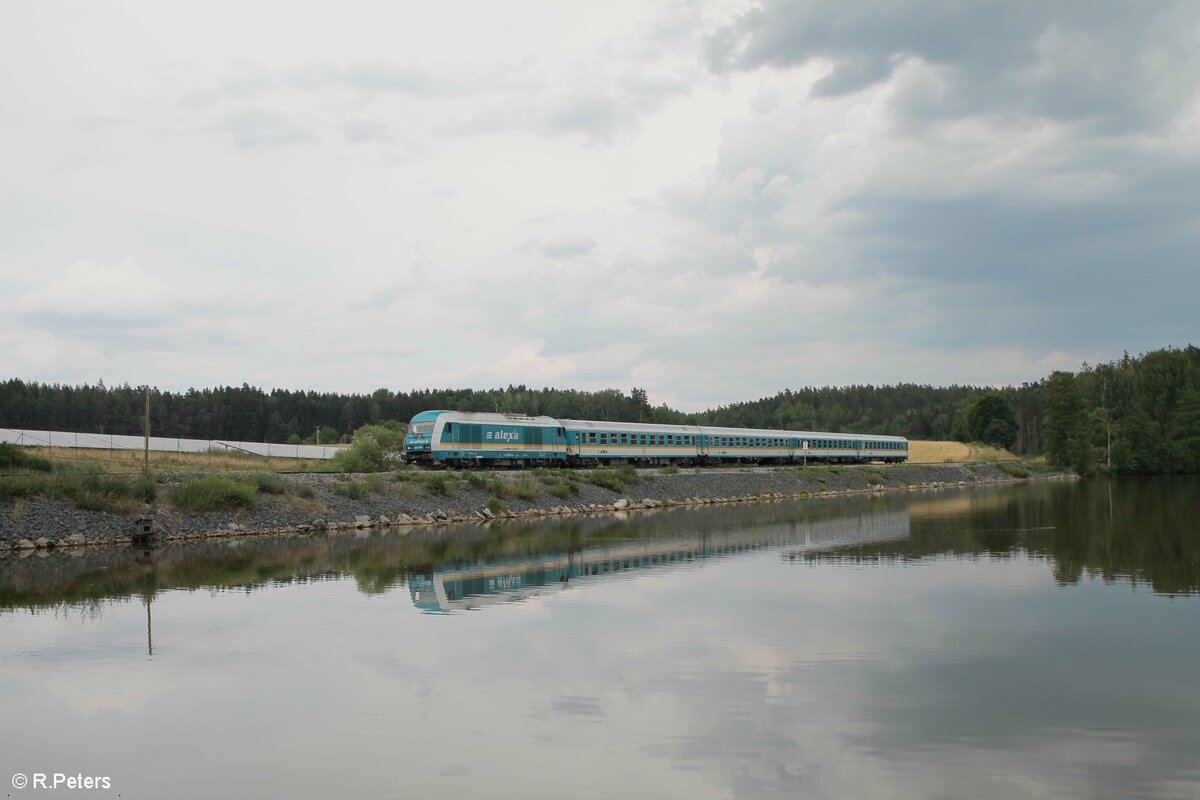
[409,422,434,435]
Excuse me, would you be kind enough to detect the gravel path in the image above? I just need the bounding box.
[0,462,1069,550]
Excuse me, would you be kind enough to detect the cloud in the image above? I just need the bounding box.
[287,62,458,96]
[217,108,320,149]
[14,258,170,320]
[3,1,1198,404]
[705,1,1200,132]
[520,235,597,260]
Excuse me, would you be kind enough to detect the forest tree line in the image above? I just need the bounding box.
[1,345,1196,474]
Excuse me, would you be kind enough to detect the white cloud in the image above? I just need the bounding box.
[17,258,170,319]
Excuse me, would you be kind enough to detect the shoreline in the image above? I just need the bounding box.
[1,462,1072,551]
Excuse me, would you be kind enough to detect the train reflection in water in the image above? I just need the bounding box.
[408,509,910,613]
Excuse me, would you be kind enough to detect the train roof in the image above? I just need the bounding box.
[699,424,907,442]
[427,410,563,427]
[406,410,906,442]
[559,418,703,434]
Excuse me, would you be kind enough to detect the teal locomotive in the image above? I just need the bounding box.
[403,409,907,468]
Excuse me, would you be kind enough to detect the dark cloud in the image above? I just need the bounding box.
[705,1,1199,131]
[672,2,1200,364]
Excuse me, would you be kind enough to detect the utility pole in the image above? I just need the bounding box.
[143,386,150,474]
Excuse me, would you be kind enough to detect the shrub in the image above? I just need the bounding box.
[254,472,288,495]
[333,479,368,500]
[169,476,256,512]
[364,473,387,494]
[865,470,885,484]
[510,475,539,501]
[659,465,680,475]
[589,465,639,492]
[548,480,578,499]
[392,468,420,482]
[0,473,51,501]
[298,486,316,499]
[0,463,154,512]
[588,468,627,492]
[465,471,488,489]
[0,443,52,472]
[425,475,454,497]
[486,496,506,515]
[330,423,407,472]
[998,462,1031,478]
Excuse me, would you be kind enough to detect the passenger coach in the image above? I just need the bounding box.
[403,410,908,468]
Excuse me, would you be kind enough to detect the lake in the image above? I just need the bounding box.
[2,477,1198,799]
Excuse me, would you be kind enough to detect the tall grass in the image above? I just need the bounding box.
[0,460,155,513]
[0,443,52,472]
[588,465,638,492]
[253,472,289,495]
[168,476,256,512]
[509,475,539,501]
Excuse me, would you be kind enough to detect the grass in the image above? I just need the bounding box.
[14,445,333,473]
[0,443,52,472]
[486,496,507,515]
[0,459,157,514]
[253,472,289,495]
[168,476,256,512]
[333,479,368,500]
[424,474,456,497]
[964,443,1020,463]
[997,462,1031,478]
[588,465,638,492]
[548,480,578,499]
[865,469,885,484]
[509,475,540,501]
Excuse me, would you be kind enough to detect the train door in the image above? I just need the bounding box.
[695,427,707,458]
[565,427,579,458]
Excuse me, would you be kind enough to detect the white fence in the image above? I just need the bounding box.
[1,428,341,460]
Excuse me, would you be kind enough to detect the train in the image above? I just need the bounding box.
[402,409,908,468]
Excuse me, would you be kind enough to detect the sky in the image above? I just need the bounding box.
[2,0,1198,412]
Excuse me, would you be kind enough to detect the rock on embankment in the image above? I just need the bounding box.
[0,462,1066,550]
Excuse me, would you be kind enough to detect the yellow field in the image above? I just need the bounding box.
[22,446,334,473]
[907,440,1018,463]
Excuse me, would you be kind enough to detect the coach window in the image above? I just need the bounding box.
[620,433,628,445]
[600,433,608,444]
[588,432,596,443]
[667,435,674,445]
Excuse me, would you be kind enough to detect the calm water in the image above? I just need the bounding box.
[2,478,1198,799]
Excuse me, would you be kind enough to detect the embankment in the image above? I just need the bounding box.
[0,462,1070,550]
